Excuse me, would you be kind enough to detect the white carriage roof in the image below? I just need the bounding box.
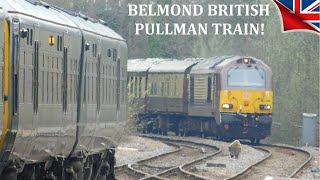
[127,59,166,72]
[148,59,199,73]
[1,0,124,41]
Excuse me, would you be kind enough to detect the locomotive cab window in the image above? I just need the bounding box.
[227,68,266,88]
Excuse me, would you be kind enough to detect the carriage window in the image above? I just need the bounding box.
[139,77,142,97]
[151,82,154,95]
[126,76,129,97]
[154,82,158,95]
[95,44,98,57]
[151,82,158,95]
[166,82,170,96]
[113,49,117,61]
[107,49,112,57]
[27,28,30,45]
[92,43,95,57]
[59,36,63,51]
[57,35,63,51]
[57,36,60,51]
[92,43,98,58]
[228,68,266,88]
[174,79,177,96]
[30,29,33,46]
[161,82,165,96]
[130,77,134,95]
[134,77,138,97]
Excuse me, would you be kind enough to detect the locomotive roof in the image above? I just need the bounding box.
[190,56,237,74]
[215,56,243,67]
[1,0,124,41]
[148,59,199,73]
[127,59,165,72]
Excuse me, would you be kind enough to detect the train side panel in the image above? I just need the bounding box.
[147,73,185,113]
[128,72,148,113]
[0,0,128,178]
[188,74,215,117]
[5,14,81,161]
[81,35,128,150]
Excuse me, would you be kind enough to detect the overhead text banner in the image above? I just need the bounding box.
[128,4,270,35]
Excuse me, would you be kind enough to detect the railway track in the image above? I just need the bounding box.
[227,144,312,180]
[115,141,182,179]
[132,142,218,175]
[173,146,266,180]
[116,135,221,179]
[116,134,312,180]
[115,165,147,180]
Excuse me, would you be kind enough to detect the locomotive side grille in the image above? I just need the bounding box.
[193,76,208,104]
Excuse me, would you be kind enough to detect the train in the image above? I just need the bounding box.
[128,56,273,144]
[0,0,127,179]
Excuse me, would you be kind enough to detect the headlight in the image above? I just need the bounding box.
[260,105,271,110]
[243,58,250,64]
[222,103,233,109]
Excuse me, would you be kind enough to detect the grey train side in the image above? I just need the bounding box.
[0,0,127,179]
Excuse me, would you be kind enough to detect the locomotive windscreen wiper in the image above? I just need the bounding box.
[255,66,264,79]
[228,66,239,77]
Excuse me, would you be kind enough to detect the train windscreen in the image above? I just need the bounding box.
[227,68,266,88]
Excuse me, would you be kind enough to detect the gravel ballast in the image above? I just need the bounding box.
[115,135,317,179]
[115,136,176,166]
[116,135,266,179]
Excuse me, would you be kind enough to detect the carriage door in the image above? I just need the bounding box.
[116,52,120,111]
[0,18,21,150]
[62,41,68,113]
[11,18,21,129]
[97,54,101,112]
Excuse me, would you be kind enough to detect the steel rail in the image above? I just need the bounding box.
[225,144,312,180]
[136,134,221,180]
[122,134,312,180]
[225,147,271,180]
[115,141,182,179]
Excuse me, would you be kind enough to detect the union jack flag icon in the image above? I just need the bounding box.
[273,0,320,33]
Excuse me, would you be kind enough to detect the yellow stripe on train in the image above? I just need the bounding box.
[219,90,273,114]
[0,19,10,149]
